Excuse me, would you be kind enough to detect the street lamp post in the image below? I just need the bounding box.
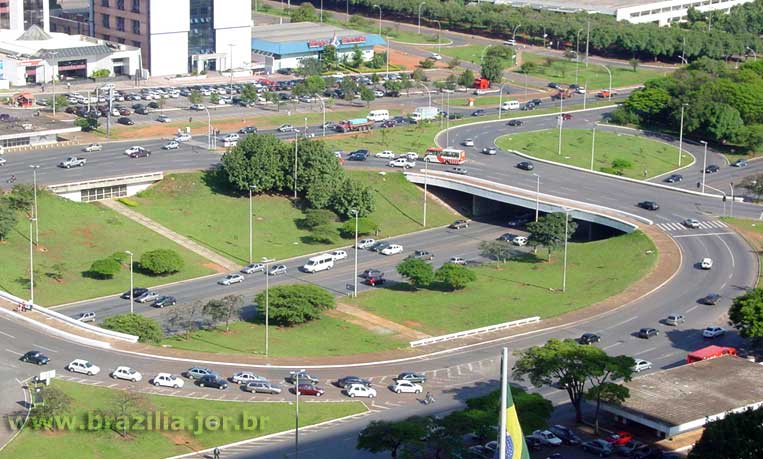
[228,43,235,98]
[730,183,735,217]
[498,83,507,119]
[295,373,300,459]
[317,96,326,137]
[599,64,612,100]
[49,51,58,117]
[351,209,359,297]
[700,140,708,193]
[678,103,687,167]
[203,106,214,150]
[248,185,256,264]
[434,19,442,54]
[125,251,134,314]
[532,173,540,222]
[373,4,382,36]
[265,261,270,356]
[557,95,564,156]
[575,29,584,85]
[30,165,39,244]
[445,91,451,146]
[590,126,596,170]
[29,218,36,305]
[748,46,757,61]
[320,0,323,22]
[423,158,429,227]
[417,82,432,107]
[512,24,521,44]
[562,210,570,292]
[293,132,299,199]
[417,2,426,35]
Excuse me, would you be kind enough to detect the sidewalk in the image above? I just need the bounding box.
[99,199,236,272]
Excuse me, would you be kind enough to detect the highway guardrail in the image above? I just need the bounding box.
[409,316,540,347]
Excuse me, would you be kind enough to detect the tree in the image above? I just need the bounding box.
[294,75,326,96]
[624,87,671,118]
[209,92,220,105]
[479,240,513,263]
[384,79,402,95]
[412,68,426,81]
[356,418,428,458]
[29,385,72,423]
[741,174,763,202]
[434,263,477,290]
[341,77,358,101]
[330,177,375,217]
[586,382,630,433]
[526,212,577,261]
[253,284,335,326]
[188,90,202,104]
[418,59,434,69]
[444,74,458,90]
[703,103,743,142]
[322,45,338,70]
[396,257,434,288]
[360,85,375,106]
[202,295,243,332]
[688,408,763,459]
[729,288,763,343]
[296,57,322,77]
[107,391,147,437]
[0,200,17,241]
[519,62,538,73]
[101,313,164,343]
[89,257,121,279]
[514,338,635,423]
[222,133,288,192]
[290,3,318,22]
[307,224,338,244]
[7,184,34,212]
[629,58,640,72]
[458,68,475,87]
[340,217,378,237]
[481,58,503,84]
[351,45,364,68]
[139,249,184,275]
[75,116,99,131]
[241,83,258,102]
[300,209,337,230]
[447,57,460,69]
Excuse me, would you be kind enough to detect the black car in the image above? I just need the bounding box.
[152,295,177,308]
[529,98,543,106]
[336,376,372,388]
[548,82,563,89]
[410,250,435,261]
[117,117,134,125]
[638,201,660,211]
[521,104,536,111]
[361,269,384,279]
[578,333,601,345]
[239,126,257,134]
[20,351,49,365]
[129,149,151,158]
[135,106,150,115]
[548,424,581,445]
[517,161,534,171]
[633,448,663,459]
[370,241,391,252]
[381,120,397,128]
[147,101,160,109]
[705,164,720,173]
[664,174,683,183]
[285,371,319,384]
[365,273,385,286]
[525,436,543,450]
[197,374,229,389]
[638,327,659,339]
[396,372,426,383]
[121,287,148,299]
[700,293,721,305]
[448,112,463,120]
[471,109,486,117]
[507,213,534,227]
[507,119,523,126]
[347,153,367,161]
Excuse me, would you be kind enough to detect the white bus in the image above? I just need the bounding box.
[301,254,335,273]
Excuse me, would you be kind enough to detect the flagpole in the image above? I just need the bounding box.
[499,347,508,459]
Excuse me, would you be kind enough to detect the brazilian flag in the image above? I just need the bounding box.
[494,384,530,459]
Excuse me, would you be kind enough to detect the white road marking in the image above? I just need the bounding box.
[606,316,639,329]
[715,233,736,268]
[0,331,16,339]
[4,349,21,355]
[687,305,700,313]
[602,342,623,350]
[634,346,657,356]
[33,345,58,353]
[671,232,735,238]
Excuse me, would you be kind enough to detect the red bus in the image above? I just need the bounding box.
[423,147,466,165]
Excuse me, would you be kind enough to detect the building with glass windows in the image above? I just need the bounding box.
[0,0,50,31]
[92,0,251,76]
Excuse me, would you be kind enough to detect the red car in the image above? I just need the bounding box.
[295,384,325,397]
[606,431,633,446]
[561,113,573,120]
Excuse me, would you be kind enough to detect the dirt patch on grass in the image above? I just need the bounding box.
[202,262,227,273]
[160,430,204,452]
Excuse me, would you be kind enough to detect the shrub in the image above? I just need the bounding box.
[300,208,337,229]
[340,217,379,238]
[253,284,335,326]
[611,158,633,170]
[396,257,434,288]
[140,249,184,275]
[102,313,164,343]
[89,257,121,279]
[435,263,477,290]
[419,59,435,69]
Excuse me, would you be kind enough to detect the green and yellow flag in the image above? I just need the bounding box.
[501,382,530,459]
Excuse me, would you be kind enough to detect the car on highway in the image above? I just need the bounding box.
[222,133,240,143]
[241,263,266,274]
[462,138,475,147]
[506,119,523,126]
[175,133,192,142]
[346,384,377,398]
[606,431,634,446]
[218,273,244,285]
[430,52,442,60]
[295,383,325,396]
[498,233,518,242]
[560,113,573,120]
[243,380,282,394]
[83,143,102,152]
[20,351,49,365]
[157,114,171,123]
[516,161,534,171]
[548,82,563,90]
[700,293,721,305]
[162,140,180,150]
[531,430,563,446]
[197,374,229,389]
[152,295,176,308]
[0,157,7,166]
[230,371,267,384]
[578,333,601,345]
[67,359,101,376]
[396,372,426,383]
[268,264,287,276]
[732,159,748,167]
[58,156,86,168]
[381,244,404,255]
[117,117,134,125]
[336,376,372,389]
[128,148,150,158]
[512,236,528,246]
[111,366,142,382]
[449,166,468,175]
[356,238,375,249]
[285,370,319,384]
[371,241,392,253]
[76,312,96,323]
[449,220,469,229]
[582,439,613,456]
[152,373,184,388]
[388,157,416,168]
[705,164,720,173]
[121,287,148,299]
[277,124,294,132]
[365,272,385,286]
[124,146,148,155]
[664,314,686,326]
[330,250,348,260]
[375,150,395,159]
[482,146,497,155]
[471,109,486,117]
[190,104,206,111]
[410,250,435,261]
[548,425,581,445]
[239,126,257,134]
[449,256,466,265]
[637,327,659,339]
[703,326,725,338]
[638,201,660,211]
[184,366,217,380]
[683,218,700,229]
[700,257,713,269]
[135,290,159,303]
[391,380,423,394]
[632,359,652,373]
[665,174,683,183]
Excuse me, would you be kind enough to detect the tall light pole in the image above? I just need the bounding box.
[49,51,58,117]
[562,209,570,292]
[319,0,323,22]
[590,126,596,170]
[29,218,36,305]
[445,91,451,146]
[373,4,382,36]
[512,23,521,44]
[417,2,426,35]
[678,103,687,167]
[295,373,301,459]
[700,140,708,193]
[557,95,564,156]
[203,106,214,150]
[30,165,39,244]
[532,173,540,222]
[599,64,612,100]
[423,158,429,227]
[228,43,236,98]
[730,182,735,217]
[125,250,134,314]
[293,132,299,199]
[351,209,359,297]
[433,19,442,54]
[498,83,507,119]
[575,29,584,85]
[265,261,270,356]
[248,185,256,264]
[417,82,432,107]
[584,20,590,68]
[317,96,326,136]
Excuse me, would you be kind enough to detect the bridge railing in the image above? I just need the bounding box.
[410,316,540,347]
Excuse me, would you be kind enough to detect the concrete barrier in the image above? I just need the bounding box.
[0,303,112,349]
[409,316,540,347]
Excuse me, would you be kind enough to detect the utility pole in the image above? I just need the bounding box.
[584,20,590,69]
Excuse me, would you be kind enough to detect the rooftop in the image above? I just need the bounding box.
[0,27,135,60]
[609,356,763,427]
[492,0,674,14]
[251,22,386,56]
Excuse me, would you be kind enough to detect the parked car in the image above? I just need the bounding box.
[507,213,534,227]
[117,117,134,125]
[517,161,534,171]
[268,264,287,276]
[703,326,725,338]
[197,374,229,389]
[184,366,217,379]
[637,328,659,339]
[548,425,581,445]
[616,440,647,457]
[632,359,652,372]
[606,431,634,446]
[157,114,170,123]
[582,439,613,456]
[336,376,372,389]
[218,273,244,285]
[230,372,267,384]
[700,293,721,305]
[241,263,266,274]
[664,314,686,326]
[243,381,282,394]
[531,430,563,446]
[111,366,142,382]
[579,333,601,345]
[67,359,100,376]
[20,351,49,365]
[449,256,466,265]
[449,220,469,229]
[152,373,184,388]
[346,384,377,398]
[638,201,660,211]
[396,372,426,383]
[381,244,404,255]
[285,370,319,384]
[152,295,176,308]
[295,384,325,396]
[391,380,423,394]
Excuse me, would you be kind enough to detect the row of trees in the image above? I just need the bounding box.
[614,58,763,152]
[396,258,477,291]
[221,133,375,218]
[88,249,184,279]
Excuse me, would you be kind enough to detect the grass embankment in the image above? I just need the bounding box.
[721,218,763,287]
[496,128,691,180]
[436,44,513,66]
[0,193,215,306]
[129,171,455,264]
[349,232,656,336]
[0,380,365,459]
[520,52,670,89]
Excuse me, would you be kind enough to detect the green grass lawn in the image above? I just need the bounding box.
[0,193,215,306]
[436,44,514,66]
[1,380,365,459]
[129,171,455,264]
[348,232,656,335]
[721,217,763,287]
[521,52,669,89]
[161,315,407,356]
[496,128,691,180]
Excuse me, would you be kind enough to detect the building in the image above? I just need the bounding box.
[0,25,141,86]
[0,0,50,31]
[251,22,386,73]
[49,7,89,36]
[600,356,763,439]
[91,0,251,77]
[491,0,753,26]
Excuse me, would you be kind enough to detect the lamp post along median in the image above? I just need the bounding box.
[423,158,429,227]
[351,209,359,297]
[265,261,269,356]
[125,251,134,314]
[562,210,570,292]
[249,185,256,264]
[533,173,540,222]
[590,126,596,170]
[417,2,425,35]
[30,165,39,244]
[678,103,687,167]
[294,132,299,199]
[700,140,708,193]
[29,218,36,305]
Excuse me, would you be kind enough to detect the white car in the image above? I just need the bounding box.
[532,430,563,446]
[346,384,377,398]
[67,359,101,376]
[683,218,700,229]
[576,87,587,94]
[0,157,6,166]
[163,140,180,150]
[373,89,385,97]
[381,244,404,256]
[230,371,267,384]
[218,273,244,285]
[357,238,375,249]
[391,380,423,394]
[700,258,713,269]
[512,236,528,246]
[124,146,147,155]
[175,133,192,142]
[388,158,415,168]
[83,143,102,152]
[403,152,419,160]
[330,250,348,261]
[241,263,266,274]
[703,326,725,338]
[157,114,171,123]
[632,359,652,373]
[152,373,184,388]
[462,138,475,147]
[375,150,395,159]
[278,124,294,132]
[222,133,240,142]
[111,366,142,382]
[449,256,466,265]
[430,53,443,60]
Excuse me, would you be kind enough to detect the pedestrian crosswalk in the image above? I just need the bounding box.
[656,220,728,232]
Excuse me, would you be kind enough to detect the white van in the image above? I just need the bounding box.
[302,254,335,273]
[367,109,390,122]
[501,100,520,111]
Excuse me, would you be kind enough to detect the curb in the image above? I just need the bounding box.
[390,38,453,47]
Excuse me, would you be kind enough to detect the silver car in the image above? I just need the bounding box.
[268,265,287,276]
[244,381,282,394]
[241,263,266,274]
[136,291,159,303]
